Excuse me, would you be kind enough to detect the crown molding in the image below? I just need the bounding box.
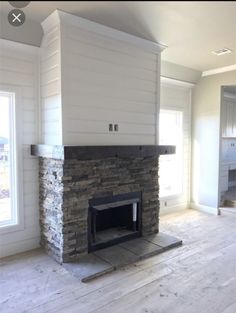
[161,76,195,88]
[41,9,167,54]
[202,64,236,77]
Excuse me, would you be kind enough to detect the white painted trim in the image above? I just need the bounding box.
[0,237,40,259]
[161,76,195,88]
[202,64,236,77]
[159,204,188,216]
[0,86,24,234]
[155,54,161,145]
[41,10,167,53]
[0,38,40,54]
[190,202,219,215]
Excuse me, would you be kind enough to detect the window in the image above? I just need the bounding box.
[159,109,183,198]
[0,91,19,228]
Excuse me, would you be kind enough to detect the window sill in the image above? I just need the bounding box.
[159,193,183,200]
[0,221,24,234]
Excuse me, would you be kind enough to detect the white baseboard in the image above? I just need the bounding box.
[0,236,40,259]
[160,204,188,216]
[190,202,219,215]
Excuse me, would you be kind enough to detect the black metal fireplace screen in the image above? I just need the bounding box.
[88,192,142,252]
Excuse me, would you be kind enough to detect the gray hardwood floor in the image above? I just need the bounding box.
[1,209,236,313]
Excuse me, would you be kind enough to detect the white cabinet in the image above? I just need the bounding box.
[220,164,229,192]
[222,97,236,137]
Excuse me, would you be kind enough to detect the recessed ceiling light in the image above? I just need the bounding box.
[212,48,232,56]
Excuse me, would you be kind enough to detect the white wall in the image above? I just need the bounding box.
[0,39,40,258]
[39,10,164,146]
[40,26,62,144]
[191,70,236,211]
[161,60,201,84]
[61,23,159,145]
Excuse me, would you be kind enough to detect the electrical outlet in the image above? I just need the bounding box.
[109,124,113,131]
[114,124,119,132]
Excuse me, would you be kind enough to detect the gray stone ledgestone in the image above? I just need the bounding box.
[38,155,160,263]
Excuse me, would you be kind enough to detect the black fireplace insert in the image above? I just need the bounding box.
[88,192,142,252]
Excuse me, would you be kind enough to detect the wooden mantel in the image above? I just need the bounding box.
[31,145,175,160]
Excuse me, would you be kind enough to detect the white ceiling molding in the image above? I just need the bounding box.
[41,10,167,54]
[161,76,195,88]
[202,64,236,77]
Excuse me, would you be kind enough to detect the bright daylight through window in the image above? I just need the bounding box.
[159,109,183,198]
[0,92,17,227]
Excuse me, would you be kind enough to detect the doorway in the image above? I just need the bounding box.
[219,86,236,210]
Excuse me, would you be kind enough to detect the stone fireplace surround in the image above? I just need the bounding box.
[31,145,175,264]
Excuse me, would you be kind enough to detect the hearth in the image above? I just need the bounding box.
[88,192,142,252]
[31,144,175,263]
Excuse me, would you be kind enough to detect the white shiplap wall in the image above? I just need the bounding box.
[159,80,192,214]
[41,26,62,144]
[0,39,40,258]
[60,23,159,145]
[39,10,164,145]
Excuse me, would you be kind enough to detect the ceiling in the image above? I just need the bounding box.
[0,1,236,71]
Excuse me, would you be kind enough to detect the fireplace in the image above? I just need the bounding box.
[88,192,142,252]
[31,144,175,263]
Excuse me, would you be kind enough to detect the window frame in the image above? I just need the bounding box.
[159,108,184,200]
[0,85,24,234]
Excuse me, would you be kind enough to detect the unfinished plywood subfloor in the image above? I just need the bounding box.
[2,210,236,313]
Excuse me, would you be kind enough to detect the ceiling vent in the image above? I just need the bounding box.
[212,48,232,56]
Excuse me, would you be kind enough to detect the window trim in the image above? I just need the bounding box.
[0,85,24,234]
[159,108,184,199]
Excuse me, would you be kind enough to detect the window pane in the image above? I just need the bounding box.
[159,110,183,197]
[0,95,11,223]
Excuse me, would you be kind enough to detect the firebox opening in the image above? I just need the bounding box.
[88,192,142,252]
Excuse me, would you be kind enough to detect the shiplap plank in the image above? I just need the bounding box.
[0,70,34,87]
[63,133,155,145]
[66,106,155,125]
[66,25,157,61]
[40,28,62,145]
[65,37,156,71]
[0,56,34,74]
[41,66,60,85]
[40,26,59,48]
[65,81,155,104]
[41,53,60,73]
[66,96,155,114]
[65,66,156,93]
[66,120,155,135]
[41,80,60,98]
[64,55,156,82]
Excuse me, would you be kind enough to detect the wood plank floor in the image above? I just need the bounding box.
[1,209,236,313]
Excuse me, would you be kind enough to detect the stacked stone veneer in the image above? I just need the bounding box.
[39,156,159,263]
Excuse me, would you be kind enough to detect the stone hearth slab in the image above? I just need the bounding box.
[63,254,113,283]
[94,245,139,267]
[62,233,182,282]
[145,232,183,250]
[119,237,164,259]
